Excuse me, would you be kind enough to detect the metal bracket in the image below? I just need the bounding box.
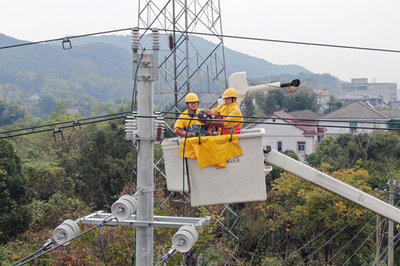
[138,186,155,193]
[78,211,211,229]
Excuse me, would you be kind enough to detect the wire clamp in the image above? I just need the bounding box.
[72,120,81,131]
[62,37,72,50]
[53,127,64,141]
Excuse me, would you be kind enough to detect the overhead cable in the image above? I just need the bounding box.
[1,27,400,55]
[0,112,130,135]
[325,215,376,265]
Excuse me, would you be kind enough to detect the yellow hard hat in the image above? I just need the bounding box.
[185,92,199,103]
[223,88,238,98]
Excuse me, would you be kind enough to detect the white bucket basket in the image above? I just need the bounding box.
[162,128,268,206]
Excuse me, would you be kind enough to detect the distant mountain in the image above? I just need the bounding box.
[0,33,338,117]
[62,34,311,78]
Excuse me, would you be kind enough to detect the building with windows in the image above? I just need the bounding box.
[338,92,387,108]
[340,78,397,103]
[320,101,400,137]
[246,110,326,162]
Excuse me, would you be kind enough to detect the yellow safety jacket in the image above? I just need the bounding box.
[173,109,207,136]
[179,134,243,169]
[212,102,244,135]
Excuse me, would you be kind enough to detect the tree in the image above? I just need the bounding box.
[0,140,32,243]
[306,131,400,188]
[324,95,344,114]
[258,165,374,264]
[241,95,255,117]
[76,121,133,209]
[0,99,25,126]
[254,87,318,115]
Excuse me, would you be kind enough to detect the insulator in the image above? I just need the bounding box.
[53,220,80,244]
[111,199,133,220]
[156,124,163,142]
[111,195,137,220]
[119,195,138,214]
[179,225,198,242]
[125,116,138,141]
[168,34,175,51]
[153,120,165,143]
[152,28,160,49]
[63,219,80,236]
[131,28,140,51]
[172,226,197,253]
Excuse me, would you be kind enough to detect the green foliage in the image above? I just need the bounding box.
[259,165,374,264]
[255,87,318,115]
[31,192,89,230]
[25,160,74,200]
[324,94,344,114]
[0,99,25,126]
[240,95,255,118]
[306,131,400,188]
[0,140,32,244]
[76,121,133,209]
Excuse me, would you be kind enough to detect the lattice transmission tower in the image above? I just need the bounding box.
[136,1,240,264]
[137,0,228,112]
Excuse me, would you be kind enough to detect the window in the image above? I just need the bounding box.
[350,122,357,133]
[297,141,306,152]
[277,141,282,152]
[388,120,400,129]
[317,135,324,143]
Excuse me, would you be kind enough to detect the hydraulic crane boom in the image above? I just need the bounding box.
[228,71,300,104]
[264,148,400,223]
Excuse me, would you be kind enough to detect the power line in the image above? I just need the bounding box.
[1,112,398,140]
[281,206,357,264]
[0,27,133,50]
[0,112,131,135]
[342,217,383,265]
[325,215,376,265]
[0,115,127,140]
[290,208,366,265]
[162,111,400,127]
[161,115,400,132]
[187,30,400,54]
[1,27,400,55]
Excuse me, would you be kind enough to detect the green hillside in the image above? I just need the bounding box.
[0,33,339,118]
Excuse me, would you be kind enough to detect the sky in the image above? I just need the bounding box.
[1,0,400,86]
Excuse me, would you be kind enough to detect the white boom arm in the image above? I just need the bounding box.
[264,149,400,223]
[227,72,300,105]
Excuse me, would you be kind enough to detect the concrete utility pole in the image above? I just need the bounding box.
[375,173,397,266]
[134,28,160,266]
[376,214,381,266]
[135,53,155,265]
[388,174,395,266]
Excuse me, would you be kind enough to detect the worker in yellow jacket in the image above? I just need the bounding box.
[174,93,215,137]
[209,88,244,135]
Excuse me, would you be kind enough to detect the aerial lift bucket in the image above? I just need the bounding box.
[162,128,270,206]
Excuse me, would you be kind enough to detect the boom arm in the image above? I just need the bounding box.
[228,72,300,105]
[264,149,400,223]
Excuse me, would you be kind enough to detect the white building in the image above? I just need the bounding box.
[340,78,397,103]
[246,110,326,162]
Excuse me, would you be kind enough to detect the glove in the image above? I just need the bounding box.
[186,132,196,138]
[209,119,224,128]
[198,109,209,124]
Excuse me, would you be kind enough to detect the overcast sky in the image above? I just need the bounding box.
[1,0,400,85]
